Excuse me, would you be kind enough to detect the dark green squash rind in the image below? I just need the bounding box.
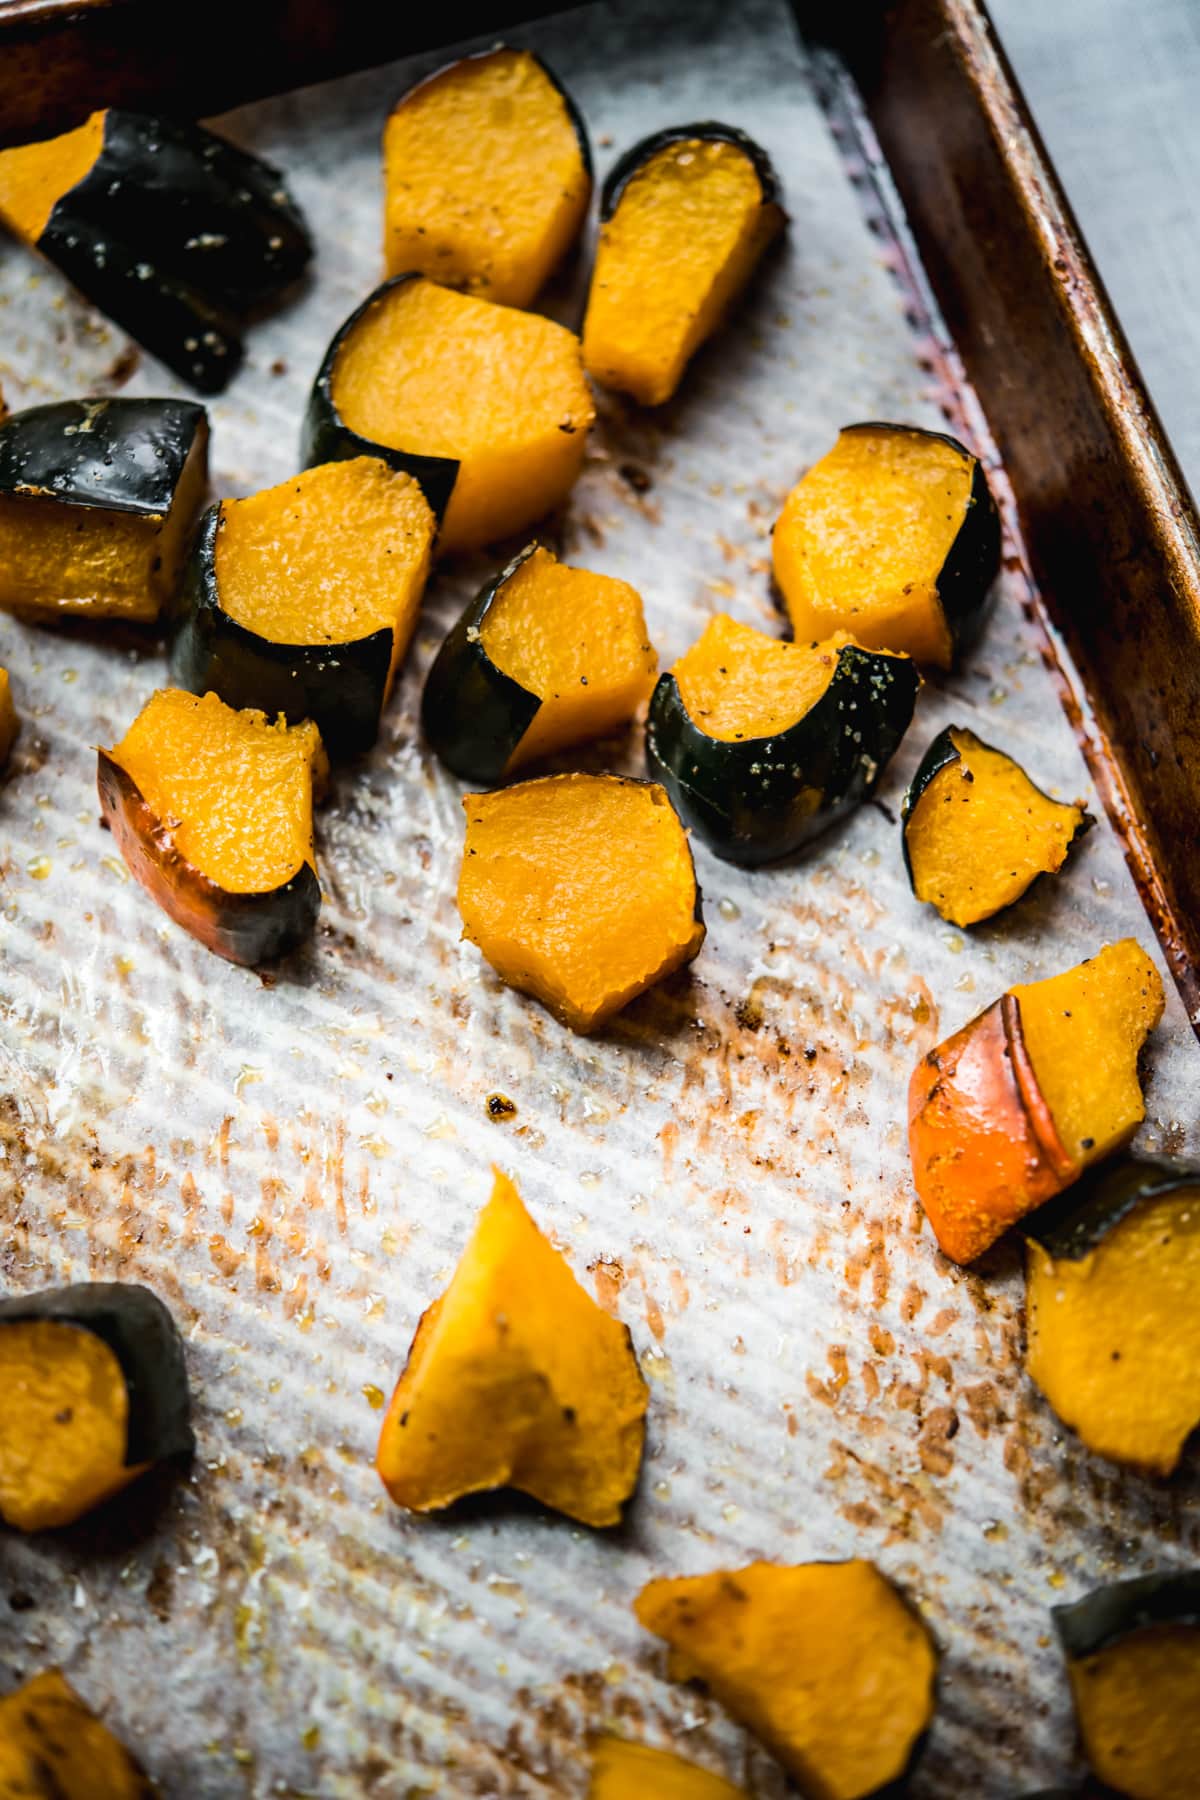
[0,397,208,516]
[169,505,394,759]
[0,1282,193,1468]
[36,110,311,393]
[393,46,593,190]
[300,273,459,525]
[646,641,918,866]
[600,121,782,219]
[839,422,1001,660]
[1053,1570,1200,1662]
[899,724,962,889]
[1028,1155,1200,1263]
[420,541,542,782]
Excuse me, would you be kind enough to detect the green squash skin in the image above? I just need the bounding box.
[420,542,541,783]
[601,120,781,219]
[646,641,918,866]
[1054,1570,1200,1662]
[839,422,1001,662]
[0,397,208,516]
[300,273,459,525]
[0,1282,193,1470]
[899,724,962,890]
[1028,1155,1200,1264]
[170,505,394,760]
[37,111,311,393]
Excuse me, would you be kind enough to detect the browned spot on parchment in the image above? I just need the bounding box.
[918,1405,960,1477]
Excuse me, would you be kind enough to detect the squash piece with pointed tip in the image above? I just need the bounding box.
[0,1670,156,1798]
[1054,1571,1200,1800]
[635,1560,937,1799]
[458,773,704,1033]
[909,939,1164,1263]
[589,1737,747,1799]
[902,726,1089,925]
[98,688,327,966]
[376,1169,648,1526]
[384,47,591,305]
[1026,1156,1200,1476]
[583,124,784,405]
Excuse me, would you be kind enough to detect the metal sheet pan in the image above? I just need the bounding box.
[1,1,1198,1794]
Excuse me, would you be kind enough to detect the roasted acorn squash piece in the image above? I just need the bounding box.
[635,1560,937,1799]
[773,423,1001,669]
[0,667,17,767]
[1026,1156,1200,1476]
[583,124,784,406]
[98,688,327,966]
[383,47,591,306]
[0,1670,155,1798]
[589,1738,746,1799]
[302,274,594,555]
[422,541,657,781]
[377,1168,648,1526]
[646,614,918,865]
[909,939,1164,1264]
[1055,1572,1200,1800]
[0,109,310,392]
[0,1283,192,1533]
[458,773,704,1033]
[903,725,1088,925]
[0,398,208,623]
[170,457,435,757]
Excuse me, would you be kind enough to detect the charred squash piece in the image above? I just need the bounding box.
[1054,1571,1200,1800]
[0,1670,156,1797]
[422,541,657,781]
[0,109,310,392]
[903,726,1088,925]
[302,274,594,555]
[635,1560,937,1799]
[376,1168,648,1526]
[0,398,208,623]
[583,124,784,405]
[773,424,1001,669]
[98,688,327,966]
[909,939,1164,1264]
[0,1283,192,1532]
[1026,1156,1200,1476]
[0,668,17,767]
[589,1738,746,1799]
[646,614,917,865]
[384,47,591,306]
[170,458,435,757]
[458,773,704,1033]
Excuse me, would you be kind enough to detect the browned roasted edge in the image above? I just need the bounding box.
[0,1,573,146]
[813,0,1200,1031]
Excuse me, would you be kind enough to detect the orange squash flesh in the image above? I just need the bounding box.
[672,614,851,740]
[0,1320,143,1532]
[458,773,704,1033]
[583,138,783,406]
[909,940,1164,1263]
[0,111,107,244]
[376,1169,648,1527]
[0,426,207,623]
[1066,1626,1200,1800]
[589,1738,747,1799]
[1027,1182,1200,1476]
[773,428,973,667]
[214,457,435,690]
[0,667,17,766]
[383,49,589,306]
[905,728,1087,926]
[0,1669,154,1799]
[478,544,657,768]
[634,1560,938,1800]
[331,277,594,554]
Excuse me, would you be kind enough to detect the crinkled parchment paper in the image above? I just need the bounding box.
[0,1,1197,1794]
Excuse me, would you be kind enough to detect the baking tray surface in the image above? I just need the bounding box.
[0,1,1198,1794]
